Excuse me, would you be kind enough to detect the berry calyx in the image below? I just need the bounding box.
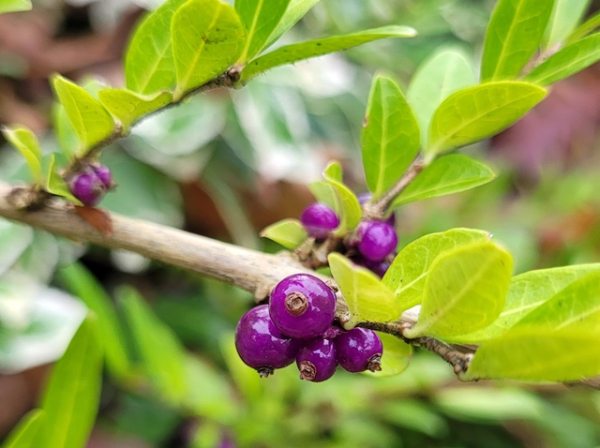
[296,337,338,382]
[300,203,339,239]
[356,221,398,262]
[335,327,383,373]
[269,273,336,339]
[70,170,106,206]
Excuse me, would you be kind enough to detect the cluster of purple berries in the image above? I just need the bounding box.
[69,164,113,206]
[235,273,383,382]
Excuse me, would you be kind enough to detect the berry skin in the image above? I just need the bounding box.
[235,305,301,377]
[269,273,336,339]
[300,203,339,239]
[357,193,395,226]
[296,337,338,382]
[335,327,383,373]
[70,171,106,206]
[93,165,113,189]
[356,221,398,262]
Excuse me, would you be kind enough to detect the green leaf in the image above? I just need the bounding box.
[236,0,291,62]
[57,263,132,379]
[392,154,495,207]
[45,155,82,205]
[98,89,172,132]
[50,75,115,153]
[323,162,361,235]
[2,125,42,182]
[240,25,416,84]
[35,315,103,448]
[308,180,338,212]
[125,0,188,94]
[363,332,412,377]
[426,81,546,157]
[52,103,79,159]
[464,327,600,381]
[543,0,591,48]
[361,75,420,199]
[524,33,600,86]
[0,0,31,13]
[454,264,600,343]
[406,47,475,146]
[328,253,402,329]
[404,240,513,339]
[481,0,554,81]
[260,218,307,249]
[171,0,245,100]
[383,228,491,310]
[264,0,322,50]
[568,11,600,42]
[2,409,44,448]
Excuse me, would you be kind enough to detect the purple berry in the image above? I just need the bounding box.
[235,305,301,377]
[300,203,339,239]
[335,327,383,373]
[70,171,106,206]
[357,193,395,226]
[351,255,392,278]
[93,164,113,189]
[269,273,336,339]
[296,337,338,382]
[356,221,398,262]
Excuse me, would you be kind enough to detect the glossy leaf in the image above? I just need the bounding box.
[524,33,600,86]
[543,0,590,48]
[45,155,81,205]
[264,0,322,50]
[51,75,115,153]
[383,228,491,310]
[125,0,188,94]
[328,253,402,329]
[392,154,495,207]
[2,410,44,448]
[260,218,307,249]
[2,125,42,182]
[240,25,416,84]
[404,240,513,339]
[455,264,600,343]
[364,332,412,377]
[98,89,172,132]
[236,0,291,62]
[361,75,420,199]
[406,47,475,146]
[171,0,245,100]
[426,82,546,157]
[481,0,554,81]
[465,327,600,381]
[308,180,338,213]
[323,162,361,235]
[35,315,102,448]
[0,0,31,13]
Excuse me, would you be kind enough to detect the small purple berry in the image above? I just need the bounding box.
[93,164,113,189]
[357,193,395,226]
[335,327,383,373]
[356,221,398,262]
[235,305,301,377]
[296,337,338,382]
[70,171,106,206]
[269,273,336,339]
[300,203,339,239]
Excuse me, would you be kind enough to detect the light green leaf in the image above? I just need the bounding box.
[172,0,245,100]
[568,11,600,42]
[544,0,590,48]
[308,180,338,212]
[524,33,600,86]
[236,0,291,62]
[328,253,401,329]
[465,327,600,381]
[240,25,416,84]
[57,263,131,379]
[323,162,361,235]
[404,240,513,339]
[426,81,546,157]
[2,125,42,182]
[260,218,307,249]
[363,332,412,377]
[383,228,491,310]
[35,315,102,448]
[2,410,44,448]
[0,0,31,13]
[481,0,554,81]
[52,103,79,159]
[392,154,495,207]
[98,88,172,132]
[125,0,188,94]
[263,0,322,50]
[361,75,420,199]
[51,75,115,153]
[45,155,82,205]
[455,264,600,343]
[406,47,475,146]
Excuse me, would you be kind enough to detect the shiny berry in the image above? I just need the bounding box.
[70,171,106,206]
[357,193,395,226]
[296,337,338,382]
[235,305,301,377]
[335,327,383,373]
[300,203,339,239]
[269,273,336,339]
[356,221,398,262]
[93,165,113,189]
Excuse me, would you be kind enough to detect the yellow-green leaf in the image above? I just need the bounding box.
[323,162,361,235]
[98,88,172,132]
[363,332,412,377]
[2,410,44,448]
[0,0,31,13]
[2,125,42,182]
[45,155,81,205]
[260,218,308,249]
